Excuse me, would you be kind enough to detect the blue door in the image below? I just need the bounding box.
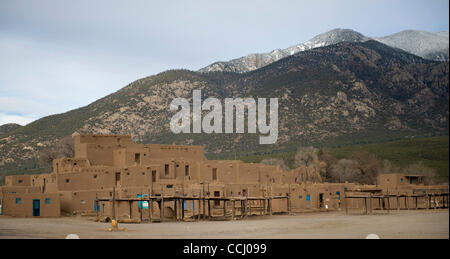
[336,191,341,207]
[93,200,100,212]
[33,199,40,216]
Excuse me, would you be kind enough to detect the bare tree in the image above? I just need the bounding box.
[318,149,338,180]
[38,135,74,169]
[348,151,382,184]
[293,146,319,168]
[381,159,400,174]
[261,158,289,171]
[328,159,362,183]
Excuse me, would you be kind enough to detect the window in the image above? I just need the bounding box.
[167,184,173,189]
[15,198,22,204]
[65,179,70,183]
[18,180,23,184]
[152,170,157,182]
[212,168,217,181]
[45,198,52,205]
[93,174,97,179]
[80,200,86,205]
[165,164,169,176]
[135,153,140,164]
[400,178,404,183]
[185,165,190,177]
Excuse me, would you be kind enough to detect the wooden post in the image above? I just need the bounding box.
[288,184,291,213]
[396,196,400,211]
[196,199,200,221]
[149,199,153,223]
[202,197,206,220]
[129,200,132,219]
[345,196,348,215]
[181,199,184,221]
[231,199,235,219]
[223,199,227,217]
[270,198,273,216]
[139,199,143,222]
[433,194,437,210]
[174,199,178,221]
[149,188,153,223]
[364,197,367,215]
[244,199,248,218]
[112,186,116,220]
[161,199,164,222]
[405,196,409,210]
[387,197,390,213]
[208,199,211,219]
[263,199,266,216]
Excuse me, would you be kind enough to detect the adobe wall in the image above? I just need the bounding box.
[2,134,448,218]
[2,193,60,217]
[0,186,42,194]
[5,175,31,187]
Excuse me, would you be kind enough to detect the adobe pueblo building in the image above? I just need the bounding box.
[0,134,448,222]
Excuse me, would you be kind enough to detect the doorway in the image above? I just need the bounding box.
[32,199,40,216]
[115,172,121,186]
[336,191,341,208]
[319,193,324,208]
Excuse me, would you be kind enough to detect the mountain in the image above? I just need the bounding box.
[198,28,370,73]
[199,28,449,73]
[0,123,22,135]
[375,30,449,61]
[0,40,448,177]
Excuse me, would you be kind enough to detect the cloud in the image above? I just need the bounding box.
[0,112,34,126]
[0,33,176,125]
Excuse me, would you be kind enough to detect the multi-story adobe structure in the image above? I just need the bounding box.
[0,134,448,220]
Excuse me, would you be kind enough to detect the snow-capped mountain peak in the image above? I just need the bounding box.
[198,28,448,73]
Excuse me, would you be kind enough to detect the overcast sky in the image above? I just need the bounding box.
[0,0,449,126]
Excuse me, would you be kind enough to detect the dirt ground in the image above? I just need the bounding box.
[0,209,448,239]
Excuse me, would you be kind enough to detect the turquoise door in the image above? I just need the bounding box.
[33,199,40,216]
